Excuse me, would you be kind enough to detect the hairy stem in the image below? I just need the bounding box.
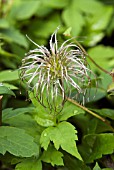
[67,97,114,132]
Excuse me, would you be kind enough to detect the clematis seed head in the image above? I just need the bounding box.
[19,28,95,113]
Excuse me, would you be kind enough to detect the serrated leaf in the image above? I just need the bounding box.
[0,70,19,82]
[0,84,15,96]
[57,101,84,122]
[15,158,42,170]
[40,122,82,160]
[0,126,39,157]
[80,133,114,163]
[41,145,64,166]
[2,107,34,121]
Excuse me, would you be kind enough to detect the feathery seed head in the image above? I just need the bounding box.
[19,28,94,113]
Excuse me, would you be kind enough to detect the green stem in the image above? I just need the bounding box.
[66,97,114,132]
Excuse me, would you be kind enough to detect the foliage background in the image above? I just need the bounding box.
[0,0,114,170]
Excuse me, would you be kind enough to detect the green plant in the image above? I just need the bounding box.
[0,0,114,170]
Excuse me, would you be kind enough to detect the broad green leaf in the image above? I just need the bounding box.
[79,133,114,163]
[0,84,15,96]
[93,163,101,170]
[87,6,113,31]
[87,45,114,71]
[0,126,39,157]
[10,1,40,20]
[40,122,82,160]
[42,0,69,8]
[90,108,114,120]
[35,3,53,17]
[2,83,18,90]
[41,145,64,166]
[3,113,43,138]
[0,18,9,28]
[62,1,84,36]
[82,31,104,46]
[0,70,19,82]
[2,107,34,121]
[34,111,55,127]
[77,0,103,14]
[32,13,61,38]
[15,158,42,170]
[1,28,28,48]
[86,87,106,102]
[57,100,85,122]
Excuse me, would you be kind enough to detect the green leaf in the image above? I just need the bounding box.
[79,133,114,163]
[0,18,9,29]
[10,1,40,20]
[2,107,34,121]
[0,126,39,157]
[63,27,72,36]
[41,145,64,166]
[3,113,43,138]
[82,31,104,46]
[107,82,114,93]
[2,83,18,90]
[15,158,42,170]
[34,110,55,127]
[62,1,84,36]
[42,0,69,8]
[89,6,113,31]
[0,70,19,82]
[1,28,28,48]
[0,84,15,96]
[29,92,55,127]
[40,122,82,160]
[90,108,114,120]
[32,13,61,38]
[87,45,114,71]
[64,153,90,170]
[57,100,85,122]
[77,0,103,14]
[93,163,101,170]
